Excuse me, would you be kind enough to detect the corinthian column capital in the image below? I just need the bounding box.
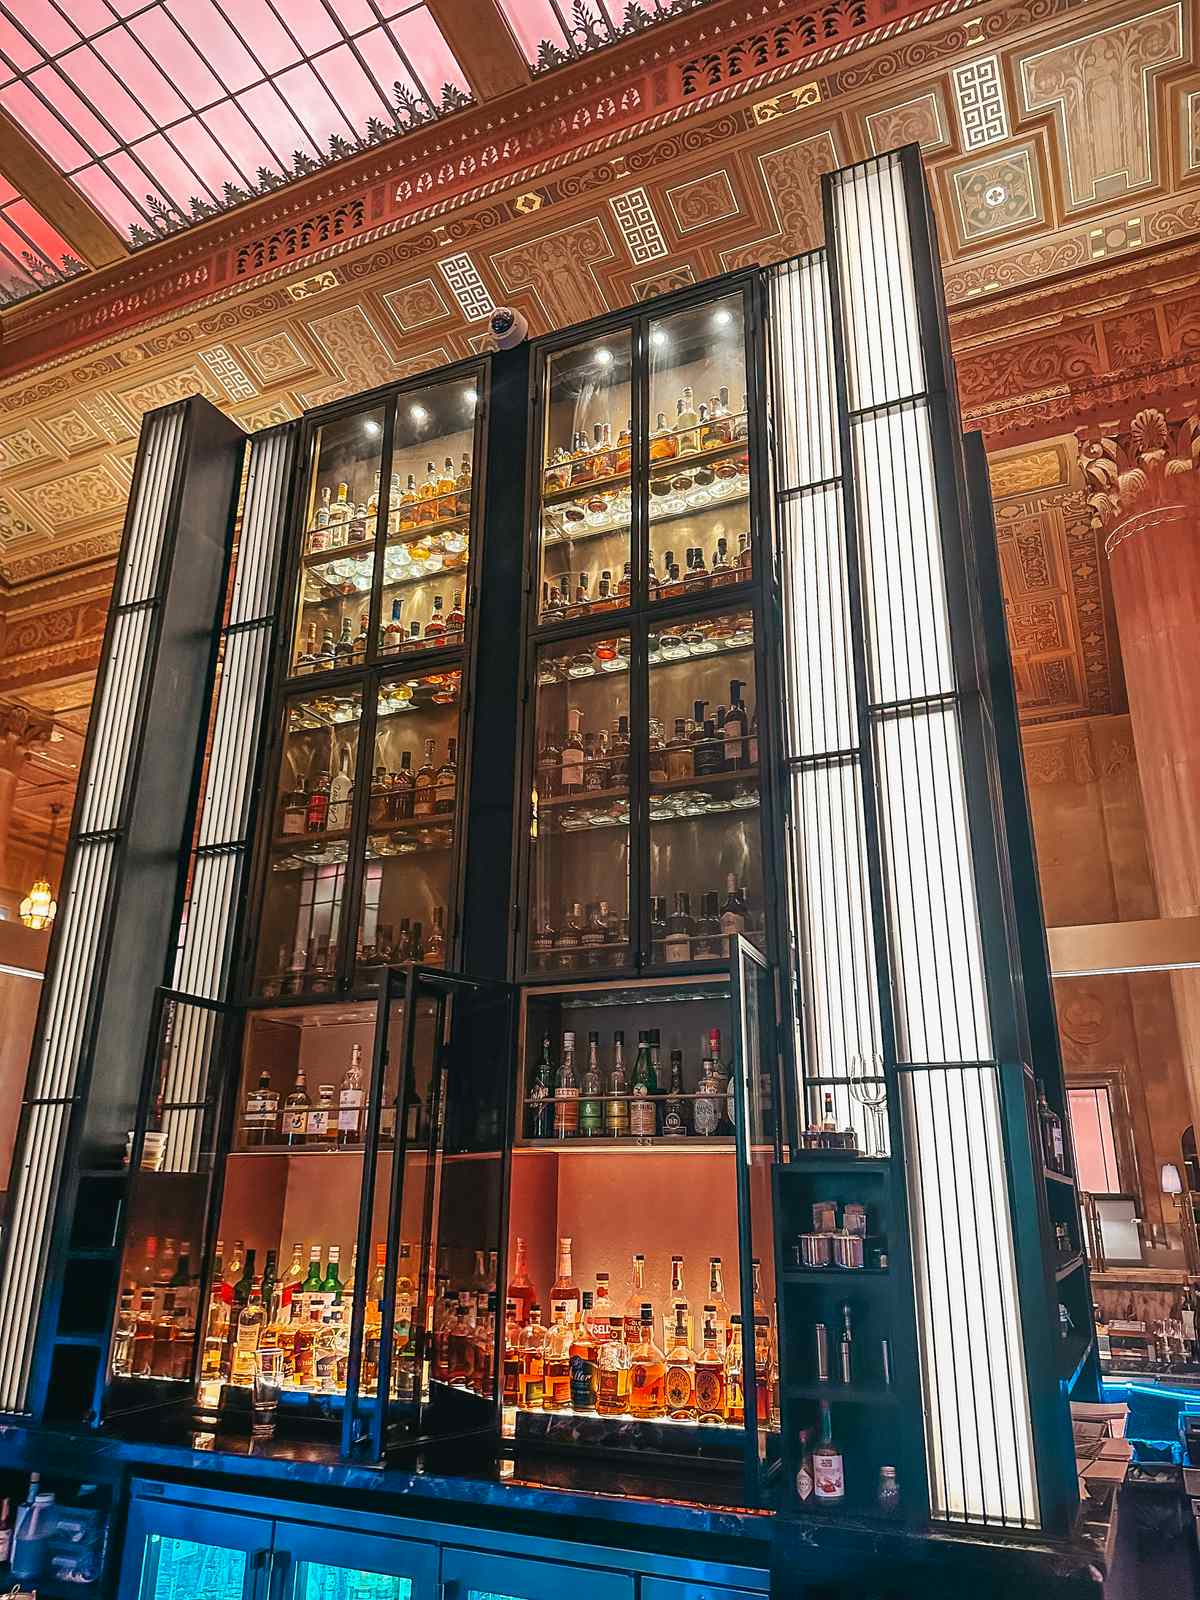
[1077,406,1200,553]
[0,701,54,776]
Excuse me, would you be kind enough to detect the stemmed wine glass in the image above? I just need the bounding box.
[848,1052,888,1156]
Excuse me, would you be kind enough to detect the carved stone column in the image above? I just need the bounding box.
[1080,411,1200,1138]
[0,702,54,912]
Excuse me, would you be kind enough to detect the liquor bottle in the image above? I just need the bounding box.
[691,1305,726,1421]
[812,1401,845,1502]
[542,1306,573,1410]
[629,1032,657,1143]
[445,592,465,639]
[561,707,585,793]
[281,778,307,836]
[606,1031,630,1137]
[694,1038,724,1137]
[650,410,677,462]
[580,1031,604,1137]
[629,1305,666,1418]
[693,716,725,779]
[554,1031,580,1139]
[665,1254,691,1350]
[1036,1079,1065,1172]
[413,738,437,816]
[720,875,749,947]
[549,1236,580,1324]
[610,715,630,787]
[664,1306,697,1419]
[677,388,700,454]
[455,452,472,517]
[337,1043,365,1146]
[319,1246,343,1314]
[332,615,353,667]
[648,718,668,784]
[878,1465,901,1515]
[553,903,584,966]
[666,717,694,782]
[279,1243,305,1318]
[227,1248,257,1368]
[517,1305,547,1409]
[317,627,336,671]
[282,1065,311,1146]
[664,893,694,963]
[820,1091,839,1136]
[737,529,753,577]
[662,1050,688,1137]
[328,746,353,830]
[527,1035,553,1139]
[726,1314,746,1424]
[580,900,608,960]
[130,1289,156,1376]
[505,1235,537,1329]
[384,597,404,651]
[838,1302,853,1384]
[434,738,457,813]
[568,1292,598,1411]
[502,1299,521,1405]
[369,764,390,827]
[422,907,446,966]
[391,750,415,818]
[733,391,749,442]
[353,607,369,661]
[536,722,561,801]
[623,1252,648,1343]
[707,1258,731,1348]
[398,473,417,530]
[424,594,447,645]
[243,1067,277,1146]
[694,892,722,959]
[305,770,330,833]
[615,419,632,475]
[314,484,332,530]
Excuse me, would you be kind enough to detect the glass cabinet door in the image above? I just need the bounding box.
[381,376,477,655]
[275,1520,436,1600]
[356,669,464,984]
[526,629,632,976]
[257,688,363,997]
[119,1502,268,1600]
[647,602,763,968]
[536,331,633,626]
[291,407,386,680]
[647,292,752,594]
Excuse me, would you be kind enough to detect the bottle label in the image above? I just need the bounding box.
[549,1295,576,1324]
[695,1367,724,1414]
[580,1098,604,1133]
[664,1365,694,1410]
[664,934,691,963]
[694,1094,719,1135]
[662,1102,685,1136]
[569,1355,597,1408]
[720,911,747,937]
[307,1108,331,1138]
[337,1089,364,1133]
[629,1089,655,1136]
[554,1087,580,1133]
[597,1368,626,1404]
[605,1100,629,1134]
[813,1447,845,1500]
[282,1110,308,1135]
[796,1457,814,1501]
[243,1091,265,1124]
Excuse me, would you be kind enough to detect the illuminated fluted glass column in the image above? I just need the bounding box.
[822,150,1046,1529]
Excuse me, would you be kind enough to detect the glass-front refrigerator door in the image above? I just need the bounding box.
[730,935,781,1499]
[119,1500,268,1600]
[366,965,513,1457]
[275,1520,437,1600]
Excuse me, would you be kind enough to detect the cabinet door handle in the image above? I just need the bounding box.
[268,1549,293,1598]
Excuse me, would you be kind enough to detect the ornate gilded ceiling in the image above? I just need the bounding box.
[1,0,1198,835]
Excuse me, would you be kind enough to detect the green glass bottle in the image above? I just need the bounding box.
[580,1031,604,1137]
[629,1032,658,1144]
[321,1244,343,1303]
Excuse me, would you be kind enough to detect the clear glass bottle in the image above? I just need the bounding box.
[337,1043,365,1147]
[622,1252,647,1343]
[628,1304,666,1418]
[694,1305,727,1421]
[282,1066,310,1147]
[554,1032,580,1139]
[549,1236,580,1324]
[664,1306,697,1419]
[542,1305,573,1410]
[518,1305,547,1410]
[580,1031,604,1137]
[605,1031,629,1137]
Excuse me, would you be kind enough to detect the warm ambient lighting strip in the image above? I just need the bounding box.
[0,406,183,1414]
[828,151,1039,1527]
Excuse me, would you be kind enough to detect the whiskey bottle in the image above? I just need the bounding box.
[369,764,390,827]
[629,1032,658,1143]
[694,892,722,958]
[707,1258,731,1348]
[391,750,415,818]
[580,1031,604,1137]
[454,452,471,517]
[445,592,465,639]
[305,770,330,833]
[629,1305,666,1418]
[615,418,632,474]
[726,1315,746,1424]
[719,875,748,945]
[666,1253,691,1348]
[554,1032,580,1139]
[650,896,668,963]
[724,680,748,769]
[677,387,700,454]
[337,1043,365,1146]
[424,593,447,644]
[314,484,332,531]
[666,717,694,782]
[383,597,404,651]
[333,615,354,666]
[694,1305,727,1421]
[648,718,668,785]
[422,907,446,966]
[693,716,725,779]
[549,1236,581,1323]
[278,1243,305,1319]
[508,1236,537,1325]
[306,1083,335,1144]
[664,1307,697,1419]
[297,622,319,672]
[413,738,437,816]
[527,1034,554,1139]
[662,1050,688,1138]
[536,724,561,801]
[561,707,585,793]
[609,715,630,787]
[1036,1079,1065,1172]
[282,1066,311,1146]
[569,1292,598,1411]
[622,1252,648,1343]
[812,1401,845,1502]
[434,737,457,813]
[596,1320,633,1415]
[243,1068,279,1147]
[542,1305,573,1410]
[650,410,678,462]
[502,1299,521,1405]
[518,1306,547,1410]
[694,1038,724,1137]
[605,1031,630,1136]
[553,902,584,966]
[317,627,336,670]
[588,1274,614,1343]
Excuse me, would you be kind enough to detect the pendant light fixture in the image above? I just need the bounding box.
[19,801,61,931]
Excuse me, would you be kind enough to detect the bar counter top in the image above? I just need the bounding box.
[0,1414,1107,1596]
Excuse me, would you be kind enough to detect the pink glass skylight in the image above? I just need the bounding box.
[497,0,701,71]
[0,0,473,245]
[0,172,83,305]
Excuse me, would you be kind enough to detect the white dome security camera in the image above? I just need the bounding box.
[488,306,528,349]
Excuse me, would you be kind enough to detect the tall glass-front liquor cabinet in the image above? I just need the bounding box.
[19,153,1089,1551]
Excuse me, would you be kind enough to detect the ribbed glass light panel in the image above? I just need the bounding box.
[769,252,840,493]
[172,850,240,1001]
[851,402,954,706]
[29,840,116,1102]
[157,1001,221,1174]
[781,489,857,759]
[829,153,924,413]
[873,706,991,1064]
[900,1064,1038,1526]
[77,608,152,835]
[791,766,885,1152]
[116,406,184,606]
[197,626,273,850]
[0,1101,69,1409]
[230,428,292,626]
